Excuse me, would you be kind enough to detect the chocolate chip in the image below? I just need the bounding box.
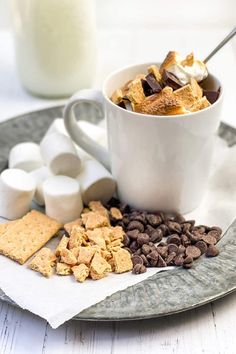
[123,234,130,247]
[206,245,219,257]
[208,229,221,242]
[185,245,201,259]
[203,90,219,104]
[201,234,217,245]
[158,224,169,236]
[193,226,206,234]
[133,248,142,256]
[150,229,163,243]
[145,225,155,236]
[147,250,159,261]
[137,233,150,246]
[166,221,182,234]
[162,70,183,90]
[132,264,147,274]
[177,245,186,255]
[174,213,186,224]
[140,254,149,266]
[141,244,152,255]
[166,252,176,265]
[119,203,130,214]
[183,262,193,269]
[132,255,144,266]
[168,243,178,254]
[157,255,167,267]
[186,230,202,243]
[126,229,139,240]
[195,240,207,254]
[174,254,184,266]
[183,256,193,268]
[129,240,139,253]
[130,213,146,225]
[167,234,181,245]
[182,222,193,233]
[156,246,168,258]
[181,234,191,247]
[127,220,144,233]
[146,214,162,227]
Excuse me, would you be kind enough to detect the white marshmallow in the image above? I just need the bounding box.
[43,176,83,224]
[44,118,107,159]
[9,142,43,172]
[77,160,116,205]
[0,169,36,220]
[40,132,82,178]
[30,166,52,206]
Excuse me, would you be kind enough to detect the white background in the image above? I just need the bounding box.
[0,0,236,353]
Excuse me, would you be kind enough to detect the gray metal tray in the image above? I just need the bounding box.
[0,105,236,321]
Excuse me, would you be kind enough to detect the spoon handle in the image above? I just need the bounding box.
[204,27,236,63]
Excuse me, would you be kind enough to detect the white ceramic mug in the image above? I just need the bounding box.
[63,63,223,213]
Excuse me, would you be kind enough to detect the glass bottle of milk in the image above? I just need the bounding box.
[11,0,96,97]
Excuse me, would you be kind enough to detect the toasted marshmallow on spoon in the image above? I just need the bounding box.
[43,175,83,224]
[40,132,82,178]
[30,166,52,206]
[0,169,36,220]
[9,142,43,172]
[160,51,208,85]
[77,159,116,205]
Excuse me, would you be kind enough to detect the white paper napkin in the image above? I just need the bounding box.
[0,127,235,328]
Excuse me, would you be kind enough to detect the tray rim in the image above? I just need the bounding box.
[0,104,236,322]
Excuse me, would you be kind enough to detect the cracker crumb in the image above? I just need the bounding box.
[56,262,72,276]
[68,226,87,249]
[90,253,112,280]
[112,249,133,273]
[64,218,83,234]
[29,248,56,277]
[55,235,69,257]
[86,228,106,249]
[110,207,123,220]
[60,249,77,266]
[77,246,97,266]
[72,264,90,282]
[82,212,109,230]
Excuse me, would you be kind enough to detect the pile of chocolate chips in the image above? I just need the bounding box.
[106,198,221,274]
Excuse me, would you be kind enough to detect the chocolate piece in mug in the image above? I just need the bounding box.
[162,70,183,90]
[203,90,220,104]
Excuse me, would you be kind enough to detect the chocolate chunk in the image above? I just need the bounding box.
[117,101,126,109]
[186,245,201,259]
[127,220,144,233]
[132,255,144,266]
[162,70,183,90]
[132,264,147,274]
[206,245,219,257]
[195,240,207,255]
[203,90,219,104]
[141,79,154,96]
[145,73,162,93]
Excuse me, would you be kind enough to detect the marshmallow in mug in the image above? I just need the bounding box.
[43,176,83,224]
[77,159,116,205]
[0,169,36,220]
[30,166,52,206]
[9,142,43,172]
[40,132,82,178]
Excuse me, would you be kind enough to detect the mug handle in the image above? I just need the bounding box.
[63,89,110,170]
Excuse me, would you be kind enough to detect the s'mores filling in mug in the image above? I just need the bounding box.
[63,61,223,214]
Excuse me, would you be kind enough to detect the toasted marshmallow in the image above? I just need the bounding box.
[160,51,208,85]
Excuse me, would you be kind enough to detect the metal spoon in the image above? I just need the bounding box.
[204,27,236,63]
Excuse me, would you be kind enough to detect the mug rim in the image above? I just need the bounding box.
[102,61,223,120]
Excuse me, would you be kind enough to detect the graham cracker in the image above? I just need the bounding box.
[0,210,61,264]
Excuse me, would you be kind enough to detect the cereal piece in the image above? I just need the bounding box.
[68,225,87,249]
[148,65,162,82]
[111,89,123,104]
[90,253,112,280]
[173,84,196,108]
[29,248,56,277]
[77,246,97,266]
[82,211,109,230]
[64,218,83,234]
[126,79,145,104]
[112,249,133,273]
[190,96,211,112]
[60,248,77,266]
[72,264,90,282]
[56,262,72,275]
[135,91,187,116]
[190,78,202,100]
[110,207,123,220]
[55,235,69,257]
[86,228,106,249]
[0,210,61,264]
[181,52,194,67]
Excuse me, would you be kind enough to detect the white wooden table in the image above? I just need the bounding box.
[0,28,236,354]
